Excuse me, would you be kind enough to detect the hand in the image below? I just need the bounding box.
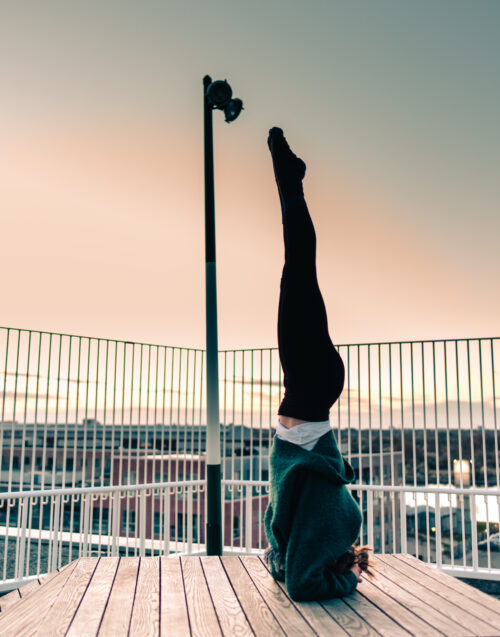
[350,563,362,582]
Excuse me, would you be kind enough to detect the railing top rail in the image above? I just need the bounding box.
[1,326,498,353]
[219,336,499,352]
[0,326,205,352]
[221,479,500,496]
[0,480,205,500]
[3,480,498,500]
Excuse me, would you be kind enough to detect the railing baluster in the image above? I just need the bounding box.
[15,497,28,580]
[1,327,499,586]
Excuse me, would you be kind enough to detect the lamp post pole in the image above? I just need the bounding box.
[203,74,222,555]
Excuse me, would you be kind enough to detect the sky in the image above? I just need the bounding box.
[1,1,499,350]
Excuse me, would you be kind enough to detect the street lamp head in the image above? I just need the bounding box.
[206,80,232,108]
[206,78,243,123]
[224,98,243,123]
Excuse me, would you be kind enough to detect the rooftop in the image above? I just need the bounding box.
[1,554,500,636]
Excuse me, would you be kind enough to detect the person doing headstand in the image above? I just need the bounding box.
[264,127,373,601]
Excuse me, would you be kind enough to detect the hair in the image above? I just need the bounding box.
[263,546,285,581]
[264,543,376,582]
[328,544,376,579]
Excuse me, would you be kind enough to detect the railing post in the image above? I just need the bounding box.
[204,74,222,556]
[163,489,171,555]
[367,490,374,548]
[111,492,120,557]
[187,487,193,555]
[400,491,407,553]
[15,497,28,580]
[139,490,146,556]
[435,493,442,567]
[470,493,478,572]
[82,493,91,557]
[245,485,252,553]
[50,495,60,573]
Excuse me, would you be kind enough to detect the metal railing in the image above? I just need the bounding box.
[1,327,499,588]
[2,480,500,591]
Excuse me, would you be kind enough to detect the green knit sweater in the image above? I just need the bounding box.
[264,430,362,601]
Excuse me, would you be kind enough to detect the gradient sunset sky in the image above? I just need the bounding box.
[1,1,499,349]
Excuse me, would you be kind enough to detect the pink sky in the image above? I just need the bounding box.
[1,2,498,349]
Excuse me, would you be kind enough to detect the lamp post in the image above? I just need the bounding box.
[203,75,243,555]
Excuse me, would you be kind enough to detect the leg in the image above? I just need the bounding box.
[269,128,344,421]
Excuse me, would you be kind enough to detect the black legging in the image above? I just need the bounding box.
[277,196,345,422]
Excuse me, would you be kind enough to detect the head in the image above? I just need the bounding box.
[328,544,376,578]
[264,543,376,582]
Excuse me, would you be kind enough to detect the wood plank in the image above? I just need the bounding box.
[342,583,413,637]
[0,559,80,636]
[378,554,500,635]
[0,564,71,614]
[98,557,139,637]
[258,556,349,636]
[357,576,443,637]
[282,594,351,636]
[160,557,190,637]
[221,557,286,637]
[34,557,99,637]
[374,556,476,636]
[371,556,470,637]
[129,557,160,637]
[0,588,21,613]
[202,557,253,636]
[181,556,221,637]
[320,597,381,637]
[397,553,500,619]
[240,555,316,636]
[66,557,119,637]
[39,562,71,586]
[17,578,44,599]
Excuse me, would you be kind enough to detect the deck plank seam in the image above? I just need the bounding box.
[64,556,103,636]
[178,556,193,637]
[372,556,471,634]
[32,558,82,632]
[394,554,500,620]
[127,555,142,637]
[320,596,384,637]
[374,555,489,635]
[279,586,348,636]
[94,555,121,637]
[218,556,257,636]
[257,554,382,637]
[312,602,352,637]
[355,579,421,637]
[258,556,334,637]
[256,555,322,637]
[361,574,448,637]
[380,555,500,633]
[239,556,295,636]
[0,588,21,613]
[237,556,289,636]
[198,557,224,636]
[324,595,385,637]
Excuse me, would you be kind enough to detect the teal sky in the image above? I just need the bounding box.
[1,1,499,348]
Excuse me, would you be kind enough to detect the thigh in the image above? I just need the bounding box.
[278,264,339,387]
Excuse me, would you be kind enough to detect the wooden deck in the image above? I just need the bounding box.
[1,554,500,636]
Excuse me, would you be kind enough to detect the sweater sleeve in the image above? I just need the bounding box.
[283,471,360,601]
[285,555,359,601]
